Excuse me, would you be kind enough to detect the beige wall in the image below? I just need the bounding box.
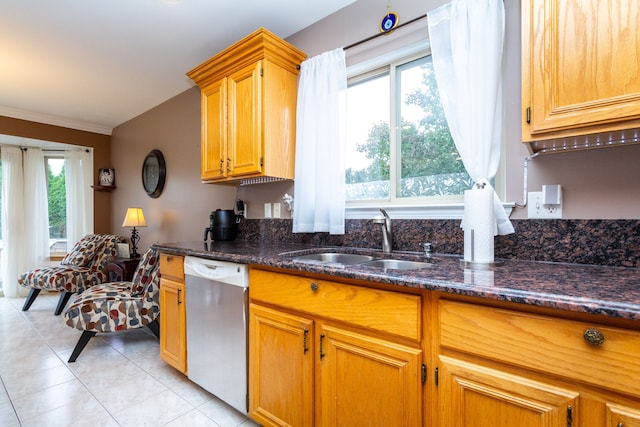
[110,0,640,251]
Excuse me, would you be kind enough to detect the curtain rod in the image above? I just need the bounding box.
[344,14,428,51]
[21,147,90,153]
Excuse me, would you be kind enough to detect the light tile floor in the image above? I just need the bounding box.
[0,293,260,427]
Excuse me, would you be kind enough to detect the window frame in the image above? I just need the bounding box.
[345,41,509,219]
[44,153,67,259]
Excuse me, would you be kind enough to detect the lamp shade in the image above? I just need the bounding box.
[122,208,147,228]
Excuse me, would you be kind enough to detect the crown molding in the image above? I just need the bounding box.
[0,106,112,136]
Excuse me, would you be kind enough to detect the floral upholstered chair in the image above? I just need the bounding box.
[64,247,160,362]
[18,234,121,315]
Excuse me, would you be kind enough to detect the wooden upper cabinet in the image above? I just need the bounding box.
[187,28,306,184]
[522,0,640,145]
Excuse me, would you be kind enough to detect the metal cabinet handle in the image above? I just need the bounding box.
[583,328,605,346]
[310,282,318,292]
[303,329,309,354]
[319,334,325,360]
[177,288,182,305]
[219,159,224,174]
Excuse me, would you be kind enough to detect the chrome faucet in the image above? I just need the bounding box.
[373,208,392,253]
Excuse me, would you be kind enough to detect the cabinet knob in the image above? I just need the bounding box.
[583,328,605,346]
[310,282,318,292]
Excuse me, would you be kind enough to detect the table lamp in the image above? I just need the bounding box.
[122,207,147,258]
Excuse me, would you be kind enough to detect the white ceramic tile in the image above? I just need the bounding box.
[11,378,88,421]
[20,391,110,427]
[83,370,168,414]
[197,397,249,427]
[164,408,222,426]
[0,400,20,427]
[148,364,215,408]
[2,364,76,400]
[112,389,193,427]
[0,350,65,378]
[1,292,252,427]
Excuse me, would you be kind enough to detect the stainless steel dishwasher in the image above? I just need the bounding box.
[183,256,249,414]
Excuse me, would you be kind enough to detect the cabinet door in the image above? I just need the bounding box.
[523,0,640,137]
[439,356,580,427]
[201,78,227,181]
[606,402,640,427]
[227,61,262,177]
[159,278,187,373]
[249,304,314,427]
[318,324,423,427]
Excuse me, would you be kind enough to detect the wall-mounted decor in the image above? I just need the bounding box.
[99,168,115,186]
[142,149,166,198]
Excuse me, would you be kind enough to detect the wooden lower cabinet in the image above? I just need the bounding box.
[249,304,314,427]
[318,324,422,427]
[438,356,579,427]
[159,277,187,373]
[435,295,640,427]
[159,253,187,374]
[248,269,424,427]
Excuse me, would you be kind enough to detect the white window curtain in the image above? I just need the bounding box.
[23,148,51,270]
[65,148,94,246]
[428,0,514,236]
[1,147,49,297]
[293,48,347,235]
[1,147,26,297]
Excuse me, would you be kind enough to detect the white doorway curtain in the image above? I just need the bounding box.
[0,147,50,297]
[65,148,94,246]
[293,48,347,235]
[428,0,514,236]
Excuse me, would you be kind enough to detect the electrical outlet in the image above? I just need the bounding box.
[273,203,281,218]
[528,191,562,219]
[264,203,272,218]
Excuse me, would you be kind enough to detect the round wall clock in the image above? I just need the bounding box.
[142,149,166,198]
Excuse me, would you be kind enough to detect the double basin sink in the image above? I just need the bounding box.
[286,251,433,271]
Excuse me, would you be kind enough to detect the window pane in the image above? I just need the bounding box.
[345,73,391,201]
[398,56,472,198]
[47,158,67,252]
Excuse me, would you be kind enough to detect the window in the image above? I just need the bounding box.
[345,52,472,206]
[46,156,67,256]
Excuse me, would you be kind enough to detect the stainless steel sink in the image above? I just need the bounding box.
[359,259,432,270]
[291,253,376,265]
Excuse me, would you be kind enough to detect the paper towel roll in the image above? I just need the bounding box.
[463,186,495,263]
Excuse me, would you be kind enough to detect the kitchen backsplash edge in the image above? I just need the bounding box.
[237,219,640,268]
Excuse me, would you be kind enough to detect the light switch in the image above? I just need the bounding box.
[273,203,281,218]
[264,203,272,218]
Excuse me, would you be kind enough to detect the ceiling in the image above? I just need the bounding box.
[0,0,355,135]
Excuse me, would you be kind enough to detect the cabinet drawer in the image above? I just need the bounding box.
[159,253,184,281]
[439,299,640,397]
[250,269,421,341]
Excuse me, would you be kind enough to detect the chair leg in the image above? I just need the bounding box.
[54,291,74,315]
[22,288,41,311]
[147,318,160,339]
[68,331,97,363]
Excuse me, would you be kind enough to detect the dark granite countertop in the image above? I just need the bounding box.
[153,240,640,322]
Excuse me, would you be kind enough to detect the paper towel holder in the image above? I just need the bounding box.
[460,259,503,270]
